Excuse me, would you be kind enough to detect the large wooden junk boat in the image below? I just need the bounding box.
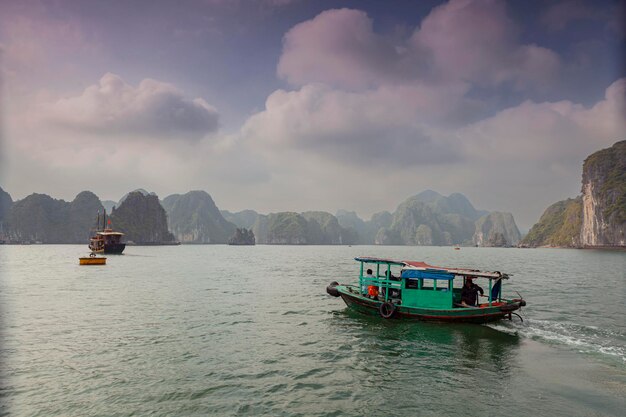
[326,257,526,323]
[88,210,126,254]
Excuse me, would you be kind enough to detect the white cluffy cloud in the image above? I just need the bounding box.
[41,73,220,140]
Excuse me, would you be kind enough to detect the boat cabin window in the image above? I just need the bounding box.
[422,279,435,289]
[405,278,419,289]
[452,276,465,289]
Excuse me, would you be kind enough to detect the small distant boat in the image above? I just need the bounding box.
[454,246,460,250]
[79,254,107,265]
[89,210,126,254]
[326,257,526,323]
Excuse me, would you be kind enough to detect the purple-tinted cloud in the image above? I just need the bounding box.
[410,0,561,88]
[540,0,604,31]
[277,8,409,89]
[278,1,561,90]
[43,73,219,140]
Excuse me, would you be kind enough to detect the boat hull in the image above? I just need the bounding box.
[103,243,125,254]
[89,242,126,254]
[337,286,521,324]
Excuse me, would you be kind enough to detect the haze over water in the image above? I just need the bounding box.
[1,245,625,416]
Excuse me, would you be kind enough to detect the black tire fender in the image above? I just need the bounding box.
[326,281,340,297]
[499,303,518,312]
[512,298,527,307]
[379,301,396,319]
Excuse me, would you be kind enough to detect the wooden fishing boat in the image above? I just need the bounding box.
[326,257,526,323]
[88,210,126,254]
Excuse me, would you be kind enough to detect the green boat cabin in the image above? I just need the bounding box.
[356,257,504,309]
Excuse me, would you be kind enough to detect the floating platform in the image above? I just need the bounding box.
[79,256,107,265]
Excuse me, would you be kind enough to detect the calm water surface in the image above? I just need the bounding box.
[1,245,625,416]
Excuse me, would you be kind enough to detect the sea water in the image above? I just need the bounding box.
[1,245,625,416]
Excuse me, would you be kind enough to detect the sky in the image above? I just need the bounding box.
[0,0,624,230]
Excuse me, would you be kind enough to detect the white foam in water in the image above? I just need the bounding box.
[489,319,626,363]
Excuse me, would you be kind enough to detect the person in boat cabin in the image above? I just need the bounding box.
[363,269,374,294]
[379,270,398,297]
[461,277,484,306]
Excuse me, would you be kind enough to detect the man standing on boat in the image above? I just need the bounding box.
[461,277,484,306]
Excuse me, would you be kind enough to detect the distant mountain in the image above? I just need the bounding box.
[369,211,394,244]
[2,186,523,247]
[474,212,521,247]
[163,190,236,243]
[101,200,117,212]
[252,211,358,244]
[335,209,375,244]
[160,193,181,214]
[254,212,307,244]
[370,191,519,246]
[388,193,474,245]
[4,191,103,243]
[521,198,582,247]
[301,211,357,244]
[118,188,156,207]
[221,209,259,229]
[0,186,13,234]
[110,191,175,244]
[335,210,365,231]
[524,140,625,248]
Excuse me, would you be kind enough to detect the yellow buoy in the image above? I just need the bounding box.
[79,255,107,265]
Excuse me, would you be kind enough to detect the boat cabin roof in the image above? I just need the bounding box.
[355,256,509,279]
[354,256,405,266]
[97,231,124,236]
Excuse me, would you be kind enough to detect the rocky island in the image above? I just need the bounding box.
[110,191,177,245]
[228,228,255,245]
[522,140,625,248]
[163,190,236,244]
[1,190,103,244]
[0,185,523,247]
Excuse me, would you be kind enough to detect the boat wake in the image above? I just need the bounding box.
[488,319,625,364]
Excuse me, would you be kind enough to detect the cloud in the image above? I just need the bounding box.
[277,1,561,90]
[41,73,219,140]
[240,83,480,166]
[277,9,409,89]
[410,0,560,88]
[252,1,570,168]
[540,0,604,31]
[460,77,626,163]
